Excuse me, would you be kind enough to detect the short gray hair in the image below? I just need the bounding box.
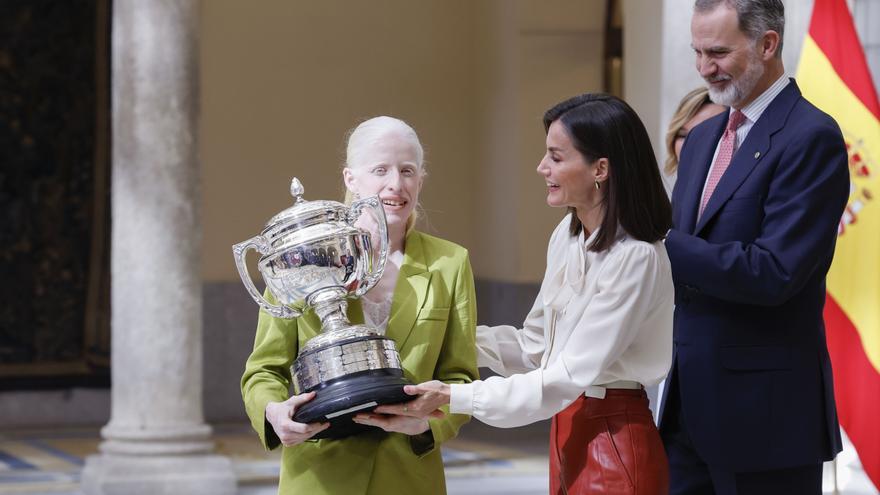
[342,116,425,232]
[345,116,424,169]
[695,0,785,57]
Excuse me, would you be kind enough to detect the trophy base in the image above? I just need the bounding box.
[293,369,413,440]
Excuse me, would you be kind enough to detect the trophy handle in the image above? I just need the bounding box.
[232,235,300,319]
[349,196,389,297]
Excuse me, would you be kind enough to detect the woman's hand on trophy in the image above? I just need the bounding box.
[373,380,450,419]
[351,412,431,435]
[265,392,329,446]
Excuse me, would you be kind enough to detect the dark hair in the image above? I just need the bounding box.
[694,0,785,57]
[543,93,672,252]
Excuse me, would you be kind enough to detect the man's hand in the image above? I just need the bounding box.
[265,392,329,447]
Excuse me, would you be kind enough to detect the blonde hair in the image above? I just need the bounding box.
[664,87,715,174]
[342,116,425,233]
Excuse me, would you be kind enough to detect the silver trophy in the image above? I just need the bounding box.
[233,178,411,439]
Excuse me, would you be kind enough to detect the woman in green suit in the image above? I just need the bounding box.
[241,116,479,495]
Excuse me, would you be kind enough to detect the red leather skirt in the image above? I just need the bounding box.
[549,389,669,495]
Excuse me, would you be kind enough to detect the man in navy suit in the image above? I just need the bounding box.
[659,0,850,493]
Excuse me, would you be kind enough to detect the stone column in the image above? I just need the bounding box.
[82,1,236,493]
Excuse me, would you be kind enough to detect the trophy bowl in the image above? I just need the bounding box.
[233,178,412,439]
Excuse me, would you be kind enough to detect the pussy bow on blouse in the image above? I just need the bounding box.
[450,215,674,428]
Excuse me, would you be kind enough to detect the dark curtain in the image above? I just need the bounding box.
[0,0,111,388]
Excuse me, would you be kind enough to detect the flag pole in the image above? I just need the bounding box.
[833,456,839,495]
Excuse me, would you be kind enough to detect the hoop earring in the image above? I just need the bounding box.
[595,180,601,191]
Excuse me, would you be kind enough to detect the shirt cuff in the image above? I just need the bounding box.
[449,383,474,415]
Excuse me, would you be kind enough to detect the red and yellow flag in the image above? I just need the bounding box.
[797,0,880,489]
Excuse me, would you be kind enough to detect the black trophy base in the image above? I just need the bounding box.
[293,370,413,440]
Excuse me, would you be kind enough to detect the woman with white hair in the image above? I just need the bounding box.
[241,116,479,494]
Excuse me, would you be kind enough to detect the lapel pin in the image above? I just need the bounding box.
[754,151,761,159]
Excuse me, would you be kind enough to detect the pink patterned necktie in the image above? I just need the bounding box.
[699,109,747,217]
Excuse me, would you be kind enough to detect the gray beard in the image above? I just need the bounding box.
[708,56,765,107]
[708,80,741,107]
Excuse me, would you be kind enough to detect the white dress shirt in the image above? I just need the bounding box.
[449,215,674,428]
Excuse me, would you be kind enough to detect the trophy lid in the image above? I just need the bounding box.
[261,178,349,241]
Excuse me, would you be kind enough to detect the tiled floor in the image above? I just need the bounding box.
[0,421,876,495]
[0,421,550,495]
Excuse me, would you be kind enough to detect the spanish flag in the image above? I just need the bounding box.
[796,0,880,489]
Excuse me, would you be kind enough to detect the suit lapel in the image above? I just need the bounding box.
[385,231,431,353]
[679,115,726,234]
[694,80,801,235]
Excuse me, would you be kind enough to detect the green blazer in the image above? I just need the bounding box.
[241,230,478,495]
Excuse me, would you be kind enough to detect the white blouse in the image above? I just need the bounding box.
[449,215,673,428]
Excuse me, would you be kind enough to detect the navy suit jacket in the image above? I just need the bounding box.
[659,80,848,472]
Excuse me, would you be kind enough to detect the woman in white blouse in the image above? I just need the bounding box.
[376,94,674,494]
